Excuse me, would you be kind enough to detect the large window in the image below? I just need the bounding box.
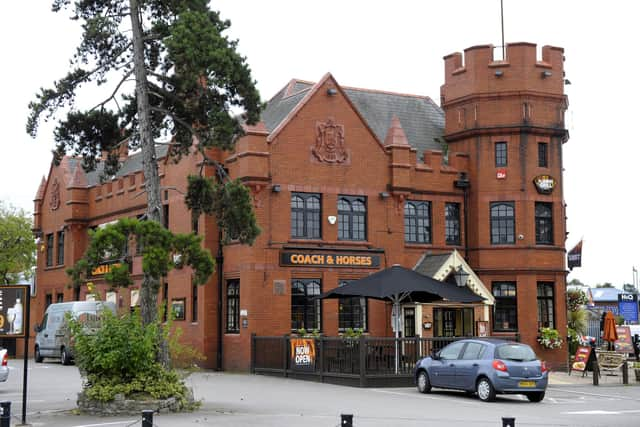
[338,196,366,241]
[537,282,554,329]
[226,280,240,333]
[495,141,507,167]
[291,279,321,331]
[338,280,367,331]
[445,203,461,245]
[490,202,515,244]
[46,233,54,267]
[493,282,517,331]
[538,142,548,168]
[291,193,321,239]
[404,201,431,243]
[535,202,553,245]
[56,230,65,265]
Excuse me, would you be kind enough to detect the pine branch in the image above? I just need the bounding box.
[89,69,134,112]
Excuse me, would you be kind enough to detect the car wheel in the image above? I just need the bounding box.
[526,392,545,402]
[60,347,71,366]
[34,346,43,363]
[417,370,432,394]
[476,377,496,402]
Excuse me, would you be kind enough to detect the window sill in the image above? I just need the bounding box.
[404,242,433,249]
[44,265,66,271]
[225,331,240,335]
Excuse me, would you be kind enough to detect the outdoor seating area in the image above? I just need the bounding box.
[596,351,627,376]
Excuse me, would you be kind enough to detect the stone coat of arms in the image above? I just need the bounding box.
[49,179,60,211]
[313,117,348,163]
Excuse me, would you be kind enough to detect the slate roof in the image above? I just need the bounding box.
[414,253,451,278]
[261,79,445,156]
[67,145,170,187]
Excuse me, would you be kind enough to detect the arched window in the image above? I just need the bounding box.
[490,202,515,244]
[291,279,321,331]
[291,193,321,239]
[226,280,240,333]
[404,201,431,243]
[338,196,367,241]
[535,202,553,244]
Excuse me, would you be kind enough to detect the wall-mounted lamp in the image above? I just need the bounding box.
[454,265,470,287]
[541,70,552,78]
[327,88,338,96]
[271,184,281,193]
[379,191,390,199]
[494,70,504,77]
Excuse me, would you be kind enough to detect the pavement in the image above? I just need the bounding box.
[548,366,640,386]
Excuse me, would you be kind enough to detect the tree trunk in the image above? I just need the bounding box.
[129,0,163,328]
[129,0,169,367]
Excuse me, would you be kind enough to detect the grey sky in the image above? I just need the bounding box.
[1,1,638,287]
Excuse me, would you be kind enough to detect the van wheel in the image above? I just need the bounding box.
[34,346,43,363]
[60,347,71,365]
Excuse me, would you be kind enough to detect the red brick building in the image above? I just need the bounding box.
[30,42,569,369]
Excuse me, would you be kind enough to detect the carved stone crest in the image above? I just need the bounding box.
[313,117,348,163]
[49,179,60,211]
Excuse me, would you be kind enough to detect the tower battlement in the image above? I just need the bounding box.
[441,42,565,105]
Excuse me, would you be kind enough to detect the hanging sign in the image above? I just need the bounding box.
[290,338,316,371]
[533,175,556,194]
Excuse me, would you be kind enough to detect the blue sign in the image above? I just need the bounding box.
[618,293,638,323]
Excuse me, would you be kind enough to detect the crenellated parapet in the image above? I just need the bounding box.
[441,43,567,137]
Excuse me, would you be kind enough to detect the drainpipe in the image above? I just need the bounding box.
[216,229,224,371]
[454,172,471,260]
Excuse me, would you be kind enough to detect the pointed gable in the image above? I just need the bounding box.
[384,115,410,147]
[67,162,88,189]
[35,176,46,201]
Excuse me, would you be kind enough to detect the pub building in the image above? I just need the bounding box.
[30,42,569,370]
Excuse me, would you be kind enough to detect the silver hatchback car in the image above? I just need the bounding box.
[414,338,548,402]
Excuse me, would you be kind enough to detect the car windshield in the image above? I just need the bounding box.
[495,344,537,361]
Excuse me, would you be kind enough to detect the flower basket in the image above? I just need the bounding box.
[537,327,563,349]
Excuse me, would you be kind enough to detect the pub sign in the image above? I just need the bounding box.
[280,251,380,268]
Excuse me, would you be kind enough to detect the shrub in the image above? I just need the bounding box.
[70,309,193,407]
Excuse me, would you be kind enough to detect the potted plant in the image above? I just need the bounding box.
[537,327,563,349]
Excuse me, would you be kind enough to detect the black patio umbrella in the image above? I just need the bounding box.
[320,265,484,372]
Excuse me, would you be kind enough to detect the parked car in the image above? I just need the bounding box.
[414,338,548,402]
[34,301,116,365]
[0,349,8,382]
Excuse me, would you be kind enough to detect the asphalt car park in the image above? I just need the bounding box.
[1,359,639,426]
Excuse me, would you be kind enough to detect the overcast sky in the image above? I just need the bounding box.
[1,1,638,288]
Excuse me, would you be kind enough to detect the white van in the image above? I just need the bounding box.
[34,301,116,365]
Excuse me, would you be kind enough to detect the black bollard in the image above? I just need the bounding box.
[142,409,154,427]
[0,401,10,427]
[592,359,599,386]
[341,413,353,426]
[502,417,516,427]
[622,360,629,385]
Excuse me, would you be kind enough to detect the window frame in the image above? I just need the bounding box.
[404,200,432,244]
[538,142,549,168]
[56,230,65,265]
[535,202,553,245]
[338,280,368,331]
[226,280,240,333]
[45,233,54,267]
[338,196,367,241]
[495,141,507,167]
[445,202,461,245]
[291,192,321,239]
[490,202,515,244]
[492,282,518,332]
[291,279,322,331]
[537,282,555,329]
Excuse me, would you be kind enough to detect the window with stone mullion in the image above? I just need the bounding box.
[535,202,553,244]
[537,282,554,328]
[291,193,320,239]
[490,202,515,244]
[338,280,367,331]
[291,279,321,331]
[404,201,431,243]
[338,196,367,241]
[445,203,461,245]
[492,282,517,331]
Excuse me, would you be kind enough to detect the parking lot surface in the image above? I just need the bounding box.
[1,359,639,426]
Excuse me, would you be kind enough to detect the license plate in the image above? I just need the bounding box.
[519,381,535,387]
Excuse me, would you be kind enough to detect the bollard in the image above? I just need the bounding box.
[341,413,353,426]
[142,409,154,427]
[502,417,516,427]
[622,360,629,385]
[592,359,599,386]
[0,401,10,427]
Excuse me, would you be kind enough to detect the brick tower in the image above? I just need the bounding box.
[441,43,569,367]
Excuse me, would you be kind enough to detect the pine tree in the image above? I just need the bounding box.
[27,1,261,327]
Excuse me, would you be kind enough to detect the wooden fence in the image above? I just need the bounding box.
[251,334,519,387]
